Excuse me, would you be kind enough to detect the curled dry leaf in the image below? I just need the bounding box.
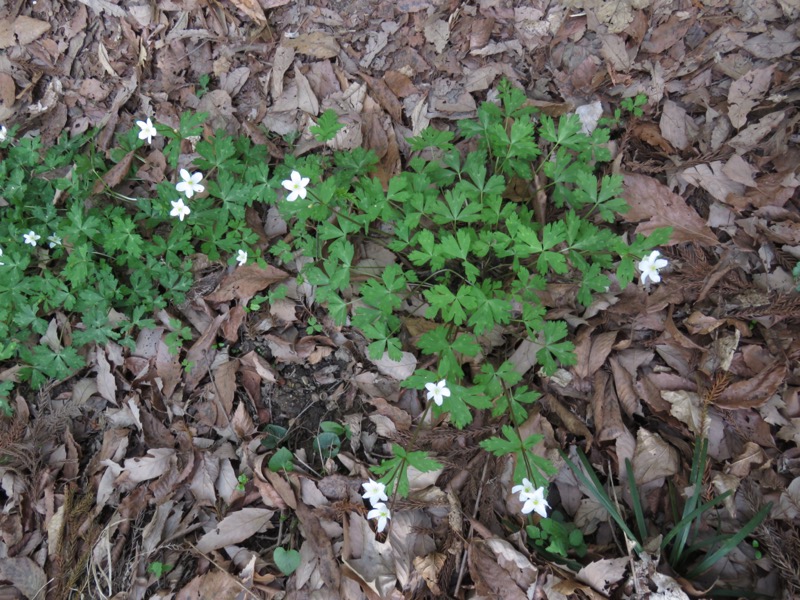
[204,264,289,303]
[715,363,787,409]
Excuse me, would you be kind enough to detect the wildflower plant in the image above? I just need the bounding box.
[0,80,671,552]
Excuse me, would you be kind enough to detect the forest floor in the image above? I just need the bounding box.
[1,0,800,598]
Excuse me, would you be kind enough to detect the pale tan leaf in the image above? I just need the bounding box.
[727,110,785,154]
[190,453,219,506]
[0,16,51,49]
[388,510,436,588]
[228,0,267,23]
[661,390,705,435]
[196,507,274,553]
[633,429,679,485]
[0,557,48,600]
[424,19,450,54]
[122,448,176,483]
[680,162,745,203]
[577,558,628,594]
[740,29,800,58]
[342,512,396,597]
[96,348,117,403]
[215,458,239,504]
[659,100,694,150]
[283,32,340,59]
[468,540,528,600]
[728,65,775,129]
[372,351,417,381]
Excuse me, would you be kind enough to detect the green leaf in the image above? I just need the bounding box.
[310,109,345,142]
[273,547,301,576]
[268,447,294,472]
[407,127,455,151]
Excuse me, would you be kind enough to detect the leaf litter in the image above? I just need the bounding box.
[1,0,800,598]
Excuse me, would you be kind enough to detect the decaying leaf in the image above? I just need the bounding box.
[205,264,289,303]
[576,557,628,595]
[633,429,679,484]
[228,0,267,24]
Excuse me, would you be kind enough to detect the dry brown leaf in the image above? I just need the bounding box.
[728,65,775,129]
[176,569,246,600]
[609,357,641,417]
[468,540,529,600]
[342,512,396,597]
[0,72,16,111]
[715,363,787,409]
[631,122,674,153]
[372,351,417,381]
[195,507,274,553]
[295,499,341,591]
[228,0,267,24]
[641,12,694,54]
[205,264,289,303]
[593,370,625,442]
[359,72,403,122]
[92,150,135,194]
[621,173,717,245]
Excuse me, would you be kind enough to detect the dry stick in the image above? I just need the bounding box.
[453,459,490,596]
[186,540,261,600]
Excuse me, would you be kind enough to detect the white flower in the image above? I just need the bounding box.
[0,248,4,266]
[0,125,7,142]
[520,486,550,518]
[23,231,40,247]
[362,479,388,506]
[367,502,391,533]
[136,118,157,144]
[236,249,248,266]
[170,198,191,221]
[424,379,451,406]
[511,478,537,499]
[176,169,205,198]
[281,170,310,202]
[47,234,61,248]
[638,250,668,285]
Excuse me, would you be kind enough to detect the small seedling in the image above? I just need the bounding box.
[273,547,300,575]
[268,447,294,472]
[147,561,173,579]
[236,473,248,492]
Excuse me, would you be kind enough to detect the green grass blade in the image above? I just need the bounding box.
[686,502,772,579]
[559,449,642,553]
[625,458,647,543]
[671,438,708,565]
[661,491,731,550]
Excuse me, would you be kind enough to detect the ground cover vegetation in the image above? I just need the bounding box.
[2,1,800,598]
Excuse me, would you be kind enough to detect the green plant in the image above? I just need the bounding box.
[236,473,248,492]
[268,446,294,472]
[0,111,271,396]
[270,79,667,507]
[560,441,771,579]
[526,510,587,558]
[196,73,211,99]
[273,547,300,575]
[147,561,173,578]
[305,315,323,335]
[620,93,647,117]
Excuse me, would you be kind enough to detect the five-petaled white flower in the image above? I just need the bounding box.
[425,379,451,406]
[23,231,40,247]
[47,234,61,248]
[170,198,191,221]
[362,479,388,506]
[367,502,391,533]
[136,118,157,145]
[511,478,537,499]
[281,170,310,202]
[176,169,205,198]
[638,250,668,285]
[520,486,550,518]
[0,125,7,143]
[236,249,248,266]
